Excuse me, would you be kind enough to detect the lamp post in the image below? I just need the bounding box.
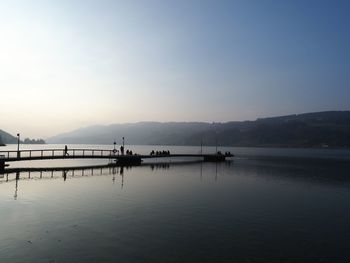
[113,141,116,156]
[123,137,125,155]
[120,137,125,155]
[17,133,20,159]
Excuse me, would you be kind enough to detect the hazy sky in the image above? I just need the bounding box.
[1,0,349,138]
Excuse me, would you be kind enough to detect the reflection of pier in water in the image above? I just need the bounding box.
[0,161,225,183]
[0,161,232,199]
[0,164,127,200]
[1,164,126,183]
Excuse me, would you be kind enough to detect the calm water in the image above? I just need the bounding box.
[1,145,350,262]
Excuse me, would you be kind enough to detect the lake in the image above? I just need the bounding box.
[1,145,350,262]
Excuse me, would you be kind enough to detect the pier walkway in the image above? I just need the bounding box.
[0,148,233,172]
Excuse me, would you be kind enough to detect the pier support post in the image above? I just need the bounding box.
[0,155,5,174]
[203,155,226,162]
[116,156,142,165]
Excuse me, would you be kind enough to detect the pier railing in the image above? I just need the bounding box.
[0,149,117,160]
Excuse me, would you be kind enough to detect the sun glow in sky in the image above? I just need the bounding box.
[1,0,350,138]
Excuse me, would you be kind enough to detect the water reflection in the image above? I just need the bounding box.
[236,158,350,186]
[120,166,124,189]
[14,172,19,200]
[1,161,211,199]
[150,163,170,170]
[1,156,350,262]
[2,158,350,201]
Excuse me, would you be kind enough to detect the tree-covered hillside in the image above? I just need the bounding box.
[0,130,17,145]
[48,111,350,148]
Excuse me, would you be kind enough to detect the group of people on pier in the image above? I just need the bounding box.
[62,144,231,158]
[150,150,171,156]
[117,145,138,156]
[125,149,136,155]
[216,151,232,156]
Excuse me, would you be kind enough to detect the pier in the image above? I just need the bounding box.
[0,148,233,171]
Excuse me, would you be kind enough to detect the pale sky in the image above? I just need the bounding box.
[1,0,349,138]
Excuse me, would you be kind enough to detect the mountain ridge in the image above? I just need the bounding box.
[47,111,350,148]
[0,129,17,145]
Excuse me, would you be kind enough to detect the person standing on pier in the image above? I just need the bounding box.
[64,145,69,156]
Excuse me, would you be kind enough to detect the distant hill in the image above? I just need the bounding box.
[48,111,350,148]
[0,130,46,145]
[0,130,17,145]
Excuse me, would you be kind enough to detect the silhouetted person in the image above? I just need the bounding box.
[64,145,69,156]
[120,146,124,155]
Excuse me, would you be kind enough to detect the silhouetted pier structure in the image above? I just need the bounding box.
[0,148,233,172]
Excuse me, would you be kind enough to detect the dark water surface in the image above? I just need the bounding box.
[1,145,350,262]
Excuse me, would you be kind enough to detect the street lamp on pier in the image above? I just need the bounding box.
[120,137,125,156]
[17,133,20,159]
